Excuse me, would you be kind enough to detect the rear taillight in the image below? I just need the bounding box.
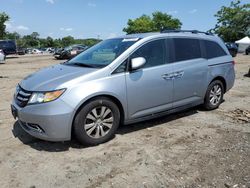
[232,61,236,66]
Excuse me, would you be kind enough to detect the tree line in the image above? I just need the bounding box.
[0,0,249,48]
[2,31,101,48]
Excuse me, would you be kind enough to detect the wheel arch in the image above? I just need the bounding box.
[209,76,227,93]
[71,94,125,138]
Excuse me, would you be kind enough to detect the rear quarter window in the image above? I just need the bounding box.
[173,38,201,62]
[204,40,227,59]
[0,41,7,48]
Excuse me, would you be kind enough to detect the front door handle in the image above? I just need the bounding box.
[162,71,184,80]
[162,73,174,80]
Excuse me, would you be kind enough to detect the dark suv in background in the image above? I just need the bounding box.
[54,44,88,59]
[0,40,17,55]
[225,42,238,57]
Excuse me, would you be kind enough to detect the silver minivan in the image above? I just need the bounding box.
[11,30,235,145]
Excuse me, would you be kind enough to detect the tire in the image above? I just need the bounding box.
[203,80,224,110]
[73,97,120,146]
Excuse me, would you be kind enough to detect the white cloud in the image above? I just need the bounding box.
[168,10,178,15]
[46,0,55,4]
[5,22,29,31]
[88,2,96,7]
[16,25,29,30]
[5,22,12,30]
[189,9,198,14]
[60,27,73,32]
[65,28,73,31]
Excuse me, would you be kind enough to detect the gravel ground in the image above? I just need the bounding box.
[0,54,249,188]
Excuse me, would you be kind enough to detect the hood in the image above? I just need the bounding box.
[20,64,97,91]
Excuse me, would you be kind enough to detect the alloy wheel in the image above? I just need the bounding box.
[84,106,113,138]
[209,84,222,106]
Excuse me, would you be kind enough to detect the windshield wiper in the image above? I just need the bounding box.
[68,62,95,68]
[60,60,69,64]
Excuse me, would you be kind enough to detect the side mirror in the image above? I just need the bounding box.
[130,57,146,71]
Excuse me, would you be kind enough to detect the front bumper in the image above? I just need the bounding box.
[11,98,75,142]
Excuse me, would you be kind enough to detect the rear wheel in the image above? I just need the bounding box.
[203,80,224,110]
[73,97,120,146]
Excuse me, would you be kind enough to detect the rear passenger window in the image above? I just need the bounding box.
[130,39,166,68]
[173,38,201,62]
[204,40,227,59]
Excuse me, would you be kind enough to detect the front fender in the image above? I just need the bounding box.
[61,74,127,132]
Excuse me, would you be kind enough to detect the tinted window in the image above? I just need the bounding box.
[0,41,8,48]
[131,39,166,68]
[173,38,201,62]
[204,40,227,59]
[0,41,15,48]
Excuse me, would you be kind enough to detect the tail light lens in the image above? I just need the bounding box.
[232,61,236,66]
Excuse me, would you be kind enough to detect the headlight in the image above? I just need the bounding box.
[28,89,66,104]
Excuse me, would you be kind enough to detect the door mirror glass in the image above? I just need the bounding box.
[130,57,146,71]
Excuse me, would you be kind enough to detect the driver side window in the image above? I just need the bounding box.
[130,39,166,68]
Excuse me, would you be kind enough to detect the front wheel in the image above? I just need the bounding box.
[203,80,224,110]
[73,97,120,146]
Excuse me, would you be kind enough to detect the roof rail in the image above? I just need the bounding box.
[161,29,213,35]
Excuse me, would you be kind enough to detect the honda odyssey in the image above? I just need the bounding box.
[11,30,235,145]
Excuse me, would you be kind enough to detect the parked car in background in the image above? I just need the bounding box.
[245,45,250,55]
[25,48,32,54]
[0,49,5,63]
[31,49,43,54]
[54,44,88,59]
[46,47,55,53]
[38,48,47,53]
[17,48,25,55]
[11,30,235,145]
[225,42,238,57]
[0,40,17,55]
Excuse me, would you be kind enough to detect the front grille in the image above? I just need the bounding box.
[15,86,32,107]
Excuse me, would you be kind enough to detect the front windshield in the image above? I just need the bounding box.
[65,38,139,68]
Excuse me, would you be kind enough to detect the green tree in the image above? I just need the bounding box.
[22,34,39,47]
[0,12,10,39]
[61,36,74,47]
[213,0,250,42]
[53,38,62,47]
[30,32,39,39]
[123,11,182,34]
[16,38,26,48]
[123,15,155,34]
[152,11,182,31]
[5,31,20,40]
[46,36,54,47]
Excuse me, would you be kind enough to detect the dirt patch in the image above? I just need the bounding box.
[225,109,250,123]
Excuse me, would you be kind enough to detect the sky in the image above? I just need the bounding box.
[0,0,249,39]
